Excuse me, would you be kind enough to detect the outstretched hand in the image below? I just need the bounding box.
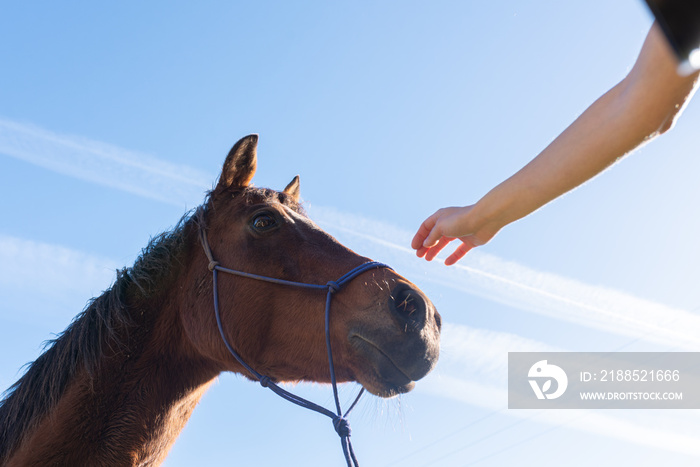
[411,206,491,265]
[412,24,700,267]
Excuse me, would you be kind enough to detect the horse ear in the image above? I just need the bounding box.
[283,175,300,202]
[217,134,258,191]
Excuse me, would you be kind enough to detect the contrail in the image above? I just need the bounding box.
[2,233,696,459]
[414,322,700,461]
[3,116,699,349]
[0,234,118,316]
[419,373,700,459]
[309,205,700,350]
[0,117,211,207]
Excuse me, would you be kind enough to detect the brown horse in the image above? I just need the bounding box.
[0,135,441,466]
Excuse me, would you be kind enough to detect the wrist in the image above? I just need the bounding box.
[467,187,520,241]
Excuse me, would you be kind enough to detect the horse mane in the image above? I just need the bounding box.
[0,211,194,462]
[0,186,302,462]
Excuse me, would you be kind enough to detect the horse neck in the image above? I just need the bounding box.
[6,241,221,466]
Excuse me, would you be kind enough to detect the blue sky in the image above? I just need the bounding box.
[2,1,700,466]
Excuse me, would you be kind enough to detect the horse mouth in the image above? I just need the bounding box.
[349,335,417,398]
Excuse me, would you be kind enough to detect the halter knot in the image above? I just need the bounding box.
[333,417,352,438]
[259,375,271,388]
[208,260,220,271]
[326,280,341,294]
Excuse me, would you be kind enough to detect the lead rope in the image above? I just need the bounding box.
[197,210,390,467]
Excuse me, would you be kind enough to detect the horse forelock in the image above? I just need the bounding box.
[206,185,305,216]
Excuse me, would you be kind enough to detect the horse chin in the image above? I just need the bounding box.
[349,334,431,399]
[362,379,416,399]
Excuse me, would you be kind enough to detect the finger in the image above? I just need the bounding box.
[444,241,475,266]
[415,246,429,258]
[425,237,454,261]
[411,216,438,250]
[422,223,446,249]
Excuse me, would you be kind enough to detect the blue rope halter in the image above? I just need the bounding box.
[197,209,391,467]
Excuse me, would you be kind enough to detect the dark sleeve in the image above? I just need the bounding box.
[643,0,700,68]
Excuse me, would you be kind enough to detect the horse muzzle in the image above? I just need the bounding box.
[348,283,441,398]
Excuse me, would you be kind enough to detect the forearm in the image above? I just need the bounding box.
[469,24,699,234]
[470,81,654,230]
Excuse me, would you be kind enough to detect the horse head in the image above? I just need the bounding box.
[187,134,441,397]
[0,134,442,466]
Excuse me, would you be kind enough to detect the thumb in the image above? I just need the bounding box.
[422,224,445,248]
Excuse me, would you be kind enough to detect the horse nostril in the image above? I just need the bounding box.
[391,285,427,332]
[395,289,418,315]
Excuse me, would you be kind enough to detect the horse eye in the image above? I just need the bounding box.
[251,213,277,232]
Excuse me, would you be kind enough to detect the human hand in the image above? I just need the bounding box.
[411,206,490,265]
